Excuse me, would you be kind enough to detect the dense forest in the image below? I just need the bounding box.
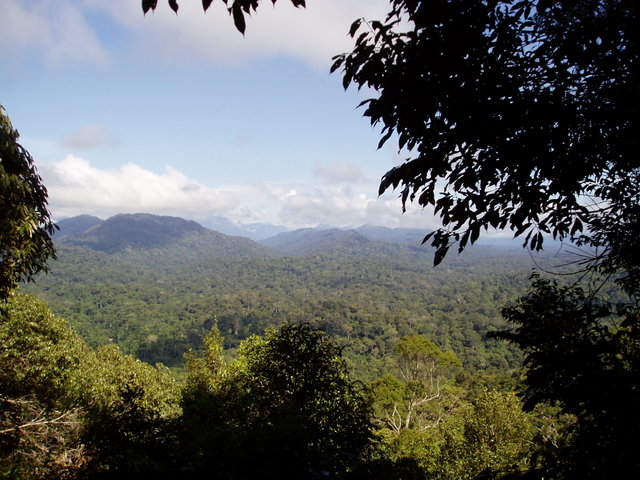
[0,213,581,478]
[24,213,554,379]
[1,292,543,479]
[3,0,638,478]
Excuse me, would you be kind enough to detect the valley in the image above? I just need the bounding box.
[26,213,560,380]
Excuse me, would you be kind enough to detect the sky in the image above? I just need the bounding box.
[1,0,441,231]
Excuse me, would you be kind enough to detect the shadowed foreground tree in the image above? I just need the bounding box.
[181,323,373,479]
[332,5,640,476]
[495,276,640,478]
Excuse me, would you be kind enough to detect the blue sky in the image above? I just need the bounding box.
[1,0,438,230]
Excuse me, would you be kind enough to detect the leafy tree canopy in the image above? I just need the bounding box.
[181,323,373,478]
[496,275,640,478]
[0,106,56,299]
[333,0,639,269]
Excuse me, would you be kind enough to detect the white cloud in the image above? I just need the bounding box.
[62,123,119,150]
[0,0,108,67]
[40,156,437,230]
[259,182,436,229]
[41,155,240,219]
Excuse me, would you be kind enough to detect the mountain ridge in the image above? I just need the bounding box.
[55,213,528,260]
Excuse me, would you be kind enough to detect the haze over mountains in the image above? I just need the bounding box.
[54,213,524,259]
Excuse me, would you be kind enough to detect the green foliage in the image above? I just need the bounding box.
[497,276,640,478]
[369,389,535,480]
[27,243,537,377]
[0,293,182,478]
[437,391,535,479]
[370,335,462,437]
[0,294,88,478]
[0,294,87,404]
[80,344,181,477]
[181,323,373,478]
[394,334,461,380]
[0,106,56,300]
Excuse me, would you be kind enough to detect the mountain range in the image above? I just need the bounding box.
[54,213,525,261]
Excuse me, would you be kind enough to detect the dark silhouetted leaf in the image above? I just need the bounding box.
[142,0,158,14]
[169,0,179,13]
[434,245,449,266]
[232,3,246,35]
[203,0,214,11]
[349,19,362,38]
[377,129,393,149]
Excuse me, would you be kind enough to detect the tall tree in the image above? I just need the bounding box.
[370,335,461,433]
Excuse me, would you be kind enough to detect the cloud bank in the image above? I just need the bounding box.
[41,156,435,230]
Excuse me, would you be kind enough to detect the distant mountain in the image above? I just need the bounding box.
[64,213,204,253]
[257,227,438,260]
[54,215,103,239]
[354,225,527,249]
[54,213,534,264]
[259,228,373,256]
[60,213,275,265]
[354,226,427,245]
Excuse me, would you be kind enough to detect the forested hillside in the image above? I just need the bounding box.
[24,213,558,380]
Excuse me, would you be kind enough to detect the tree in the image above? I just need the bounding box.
[495,275,640,478]
[332,0,639,270]
[437,390,535,480]
[370,335,461,433]
[332,4,639,476]
[78,344,182,478]
[0,294,89,479]
[181,323,373,479]
[0,106,56,300]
